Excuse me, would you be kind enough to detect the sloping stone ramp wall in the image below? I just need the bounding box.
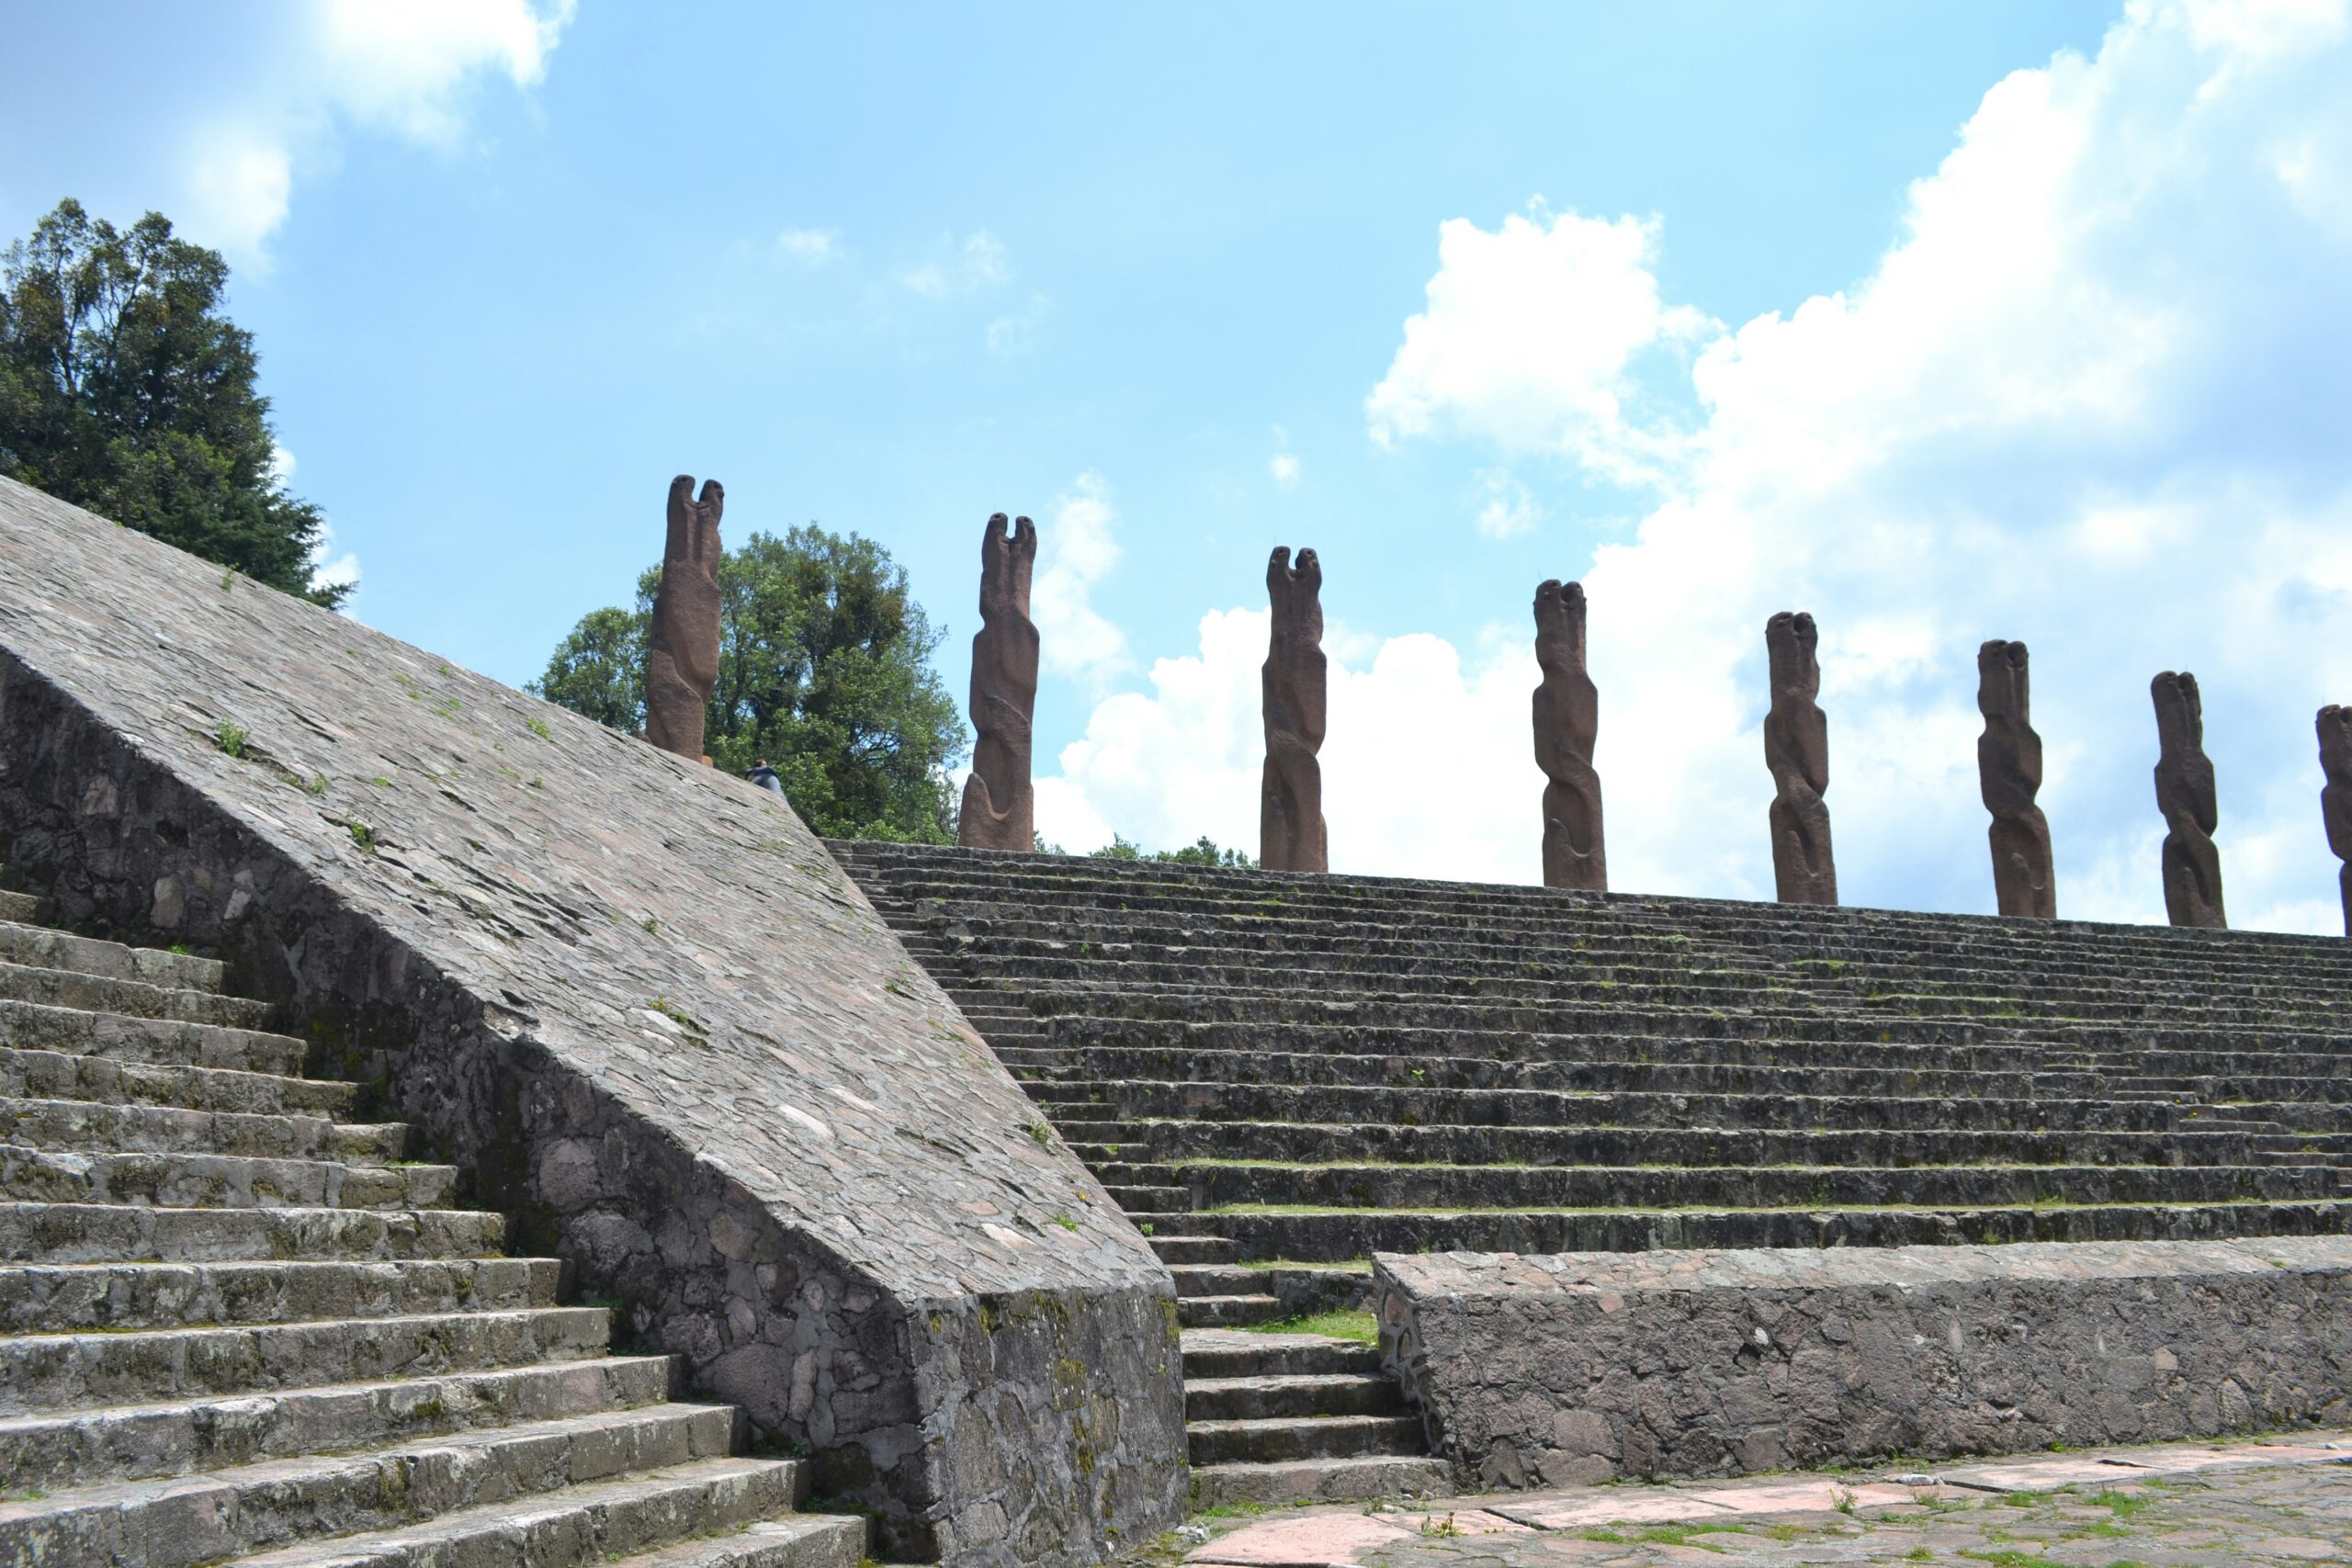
[0,476,1185,1565]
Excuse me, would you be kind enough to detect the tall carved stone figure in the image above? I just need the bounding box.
[1532,580,1605,891]
[645,475,723,761]
[957,513,1040,851]
[1261,546,1328,873]
[1763,611,1837,905]
[2151,671,2225,929]
[1976,639,2055,919]
[2318,705,2352,937]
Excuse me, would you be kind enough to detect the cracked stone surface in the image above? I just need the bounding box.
[0,475,1184,1565]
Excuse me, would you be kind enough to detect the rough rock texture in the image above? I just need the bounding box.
[1374,1238,2352,1490]
[2321,705,2352,938]
[2153,671,2226,930]
[1532,581,1604,893]
[956,514,1038,853]
[1977,639,2054,919]
[0,477,1184,1565]
[645,474,725,761]
[1762,612,1835,906]
[1261,547,1328,874]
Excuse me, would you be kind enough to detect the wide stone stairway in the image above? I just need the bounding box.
[831,839,2352,1506]
[0,876,866,1566]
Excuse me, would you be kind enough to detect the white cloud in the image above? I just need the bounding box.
[177,0,573,259]
[1031,472,1130,689]
[1472,469,1542,540]
[902,230,1012,297]
[777,228,842,265]
[986,292,1051,355]
[1365,203,1717,484]
[1046,0,2352,932]
[1270,454,1302,489]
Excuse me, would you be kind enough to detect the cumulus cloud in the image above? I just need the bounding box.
[1365,203,1716,484]
[903,230,1012,297]
[776,228,842,265]
[178,0,573,258]
[1270,454,1302,489]
[1473,469,1542,540]
[1044,0,2352,931]
[986,292,1051,355]
[1031,472,1130,689]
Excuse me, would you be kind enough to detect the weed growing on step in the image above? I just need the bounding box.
[345,821,378,855]
[1242,1308,1375,1344]
[524,716,551,739]
[212,720,247,758]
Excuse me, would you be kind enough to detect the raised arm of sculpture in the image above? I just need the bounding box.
[1532,579,1605,892]
[2319,705,2352,937]
[645,475,724,761]
[2151,671,2225,929]
[957,513,1040,851]
[1261,546,1328,873]
[1977,639,2054,919]
[1762,611,1837,906]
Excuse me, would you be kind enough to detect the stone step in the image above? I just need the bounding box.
[0,889,38,925]
[0,1305,614,1414]
[604,1514,868,1568]
[1196,1197,2352,1262]
[0,997,307,1074]
[0,1415,775,1566]
[0,1144,459,1209]
[1185,1372,1404,1422]
[0,1353,671,1495]
[1186,1453,1453,1510]
[1167,1265,1260,1298]
[1147,1235,1237,1265]
[0,919,226,993]
[0,955,269,1029]
[1176,1293,1283,1329]
[0,1256,562,1332]
[1100,1183,1190,1213]
[1188,1413,1424,1465]
[1181,1330,1379,1379]
[0,1096,408,1162]
[1174,1158,2335,1212]
[0,1044,357,1118]
[0,1201,508,1263]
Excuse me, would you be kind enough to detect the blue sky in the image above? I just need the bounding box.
[7,1,2351,931]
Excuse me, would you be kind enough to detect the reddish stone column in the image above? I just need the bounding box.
[1261,547,1328,873]
[957,513,1039,851]
[2318,705,2351,937]
[2152,671,2226,929]
[645,475,723,761]
[1532,580,1605,892]
[1977,639,2055,918]
[1763,611,1836,906]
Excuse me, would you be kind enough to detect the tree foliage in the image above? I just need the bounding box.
[0,199,345,605]
[1088,833,1257,869]
[530,525,966,841]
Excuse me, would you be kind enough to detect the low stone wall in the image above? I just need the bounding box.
[0,478,1185,1565]
[1374,1238,2352,1489]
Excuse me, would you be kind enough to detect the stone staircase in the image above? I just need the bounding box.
[830,839,2352,1506]
[0,876,867,1566]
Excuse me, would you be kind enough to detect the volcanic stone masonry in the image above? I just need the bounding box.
[1976,638,2055,919]
[1374,1238,2352,1489]
[1261,545,1329,873]
[2153,669,2227,930]
[1532,579,1605,892]
[956,513,1039,852]
[0,475,1184,1567]
[645,473,724,761]
[1763,610,1836,905]
[2322,705,2352,938]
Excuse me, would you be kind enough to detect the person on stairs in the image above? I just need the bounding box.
[749,757,786,795]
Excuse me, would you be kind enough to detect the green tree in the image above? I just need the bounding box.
[1089,833,1256,869]
[531,525,966,841]
[0,199,345,605]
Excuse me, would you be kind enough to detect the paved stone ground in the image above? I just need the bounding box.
[1135,1431,2352,1567]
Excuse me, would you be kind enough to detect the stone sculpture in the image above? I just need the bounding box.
[1976,639,2055,919]
[1261,546,1328,873]
[1763,611,1837,906]
[1532,580,1605,891]
[2319,705,2352,937]
[2151,671,2226,929]
[645,474,724,761]
[957,513,1040,852]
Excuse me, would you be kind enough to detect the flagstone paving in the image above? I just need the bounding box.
[1139,1431,2352,1567]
